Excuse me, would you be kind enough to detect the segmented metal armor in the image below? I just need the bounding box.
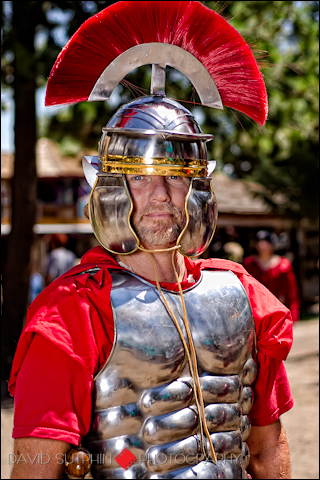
[83,270,257,479]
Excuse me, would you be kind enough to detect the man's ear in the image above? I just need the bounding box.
[83,204,89,219]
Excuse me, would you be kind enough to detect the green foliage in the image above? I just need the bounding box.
[2,1,319,220]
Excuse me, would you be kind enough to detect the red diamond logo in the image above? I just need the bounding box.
[115,448,137,470]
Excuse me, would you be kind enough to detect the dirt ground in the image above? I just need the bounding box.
[1,318,319,479]
[280,318,319,479]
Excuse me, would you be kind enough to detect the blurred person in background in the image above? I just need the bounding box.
[223,241,244,264]
[222,226,245,264]
[243,230,300,322]
[45,233,77,285]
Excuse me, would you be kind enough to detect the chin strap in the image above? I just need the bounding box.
[137,245,217,463]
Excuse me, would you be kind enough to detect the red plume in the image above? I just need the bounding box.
[45,1,268,125]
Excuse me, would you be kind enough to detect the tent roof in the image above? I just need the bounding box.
[1,138,85,179]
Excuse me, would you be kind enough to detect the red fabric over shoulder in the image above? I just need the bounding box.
[8,247,119,396]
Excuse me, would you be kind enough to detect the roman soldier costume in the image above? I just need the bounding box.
[44,1,268,478]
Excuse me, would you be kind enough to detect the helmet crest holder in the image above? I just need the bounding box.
[88,42,223,108]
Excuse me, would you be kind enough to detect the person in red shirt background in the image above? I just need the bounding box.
[243,230,300,322]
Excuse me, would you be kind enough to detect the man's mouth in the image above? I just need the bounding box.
[144,212,173,219]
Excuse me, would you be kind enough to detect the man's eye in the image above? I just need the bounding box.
[166,176,181,183]
[126,174,150,187]
[166,176,190,187]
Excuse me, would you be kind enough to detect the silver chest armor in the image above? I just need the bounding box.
[83,269,257,479]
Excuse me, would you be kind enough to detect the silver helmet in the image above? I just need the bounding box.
[45,3,268,257]
[84,94,218,257]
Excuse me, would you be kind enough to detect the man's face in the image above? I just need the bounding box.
[126,174,191,249]
[256,239,273,255]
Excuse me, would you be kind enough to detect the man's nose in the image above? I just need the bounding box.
[150,176,171,202]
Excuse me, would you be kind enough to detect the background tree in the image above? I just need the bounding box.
[2,1,40,387]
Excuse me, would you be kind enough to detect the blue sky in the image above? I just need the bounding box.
[1,83,125,154]
[1,88,15,153]
[1,86,49,153]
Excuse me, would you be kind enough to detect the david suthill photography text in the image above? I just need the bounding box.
[8,451,241,466]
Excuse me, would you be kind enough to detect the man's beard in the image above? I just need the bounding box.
[131,204,187,248]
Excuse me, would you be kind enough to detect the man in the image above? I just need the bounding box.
[9,2,293,478]
[45,233,77,286]
[243,230,300,322]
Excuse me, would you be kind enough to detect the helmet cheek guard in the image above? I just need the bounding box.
[179,178,218,257]
[89,172,217,258]
[89,174,138,255]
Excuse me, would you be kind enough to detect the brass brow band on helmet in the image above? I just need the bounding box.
[101,154,208,177]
